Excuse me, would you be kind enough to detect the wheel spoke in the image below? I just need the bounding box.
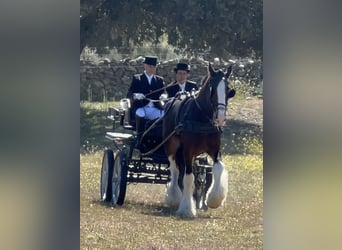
[100,150,114,202]
[101,163,108,198]
[112,176,121,203]
[112,157,122,204]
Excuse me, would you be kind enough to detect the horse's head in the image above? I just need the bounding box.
[207,63,235,126]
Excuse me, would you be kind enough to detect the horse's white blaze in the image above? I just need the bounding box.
[206,160,228,208]
[165,156,182,207]
[216,79,226,126]
[177,173,196,217]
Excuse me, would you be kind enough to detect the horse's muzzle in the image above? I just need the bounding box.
[216,108,226,126]
[216,117,226,126]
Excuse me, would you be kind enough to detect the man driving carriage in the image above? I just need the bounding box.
[166,63,198,98]
[126,56,165,148]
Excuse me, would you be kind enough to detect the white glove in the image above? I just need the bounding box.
[133,93,145,100]
[159,93,168,101]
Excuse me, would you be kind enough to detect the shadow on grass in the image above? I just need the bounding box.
[91,198,174,216]
[91,199,113,208]
[93,198,223,220]
[130,200,224,220]
[81,105,263,156]
[128,201,175,217]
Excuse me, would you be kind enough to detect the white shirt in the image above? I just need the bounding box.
[144,71,154,85]
[144,71,154,107]
[178,82,186,92]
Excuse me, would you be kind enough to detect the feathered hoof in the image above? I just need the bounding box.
[207,194,225,209]
[176,197,197,218]
[165,195,180,208]
[200,203,208,211]
[176,207,197,218]
[165,183,182,208]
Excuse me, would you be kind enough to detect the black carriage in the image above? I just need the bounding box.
[100,98,213,208]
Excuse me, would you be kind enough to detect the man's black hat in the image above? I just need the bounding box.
[174,63,190,72]
[143,56,158,66]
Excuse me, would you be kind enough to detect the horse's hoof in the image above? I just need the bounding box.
[201,204,208,211]
[176,202,197,218]
[165,183,182,208]
[176,209,197,218]
[165,198,180,208]
[207,195,225,208]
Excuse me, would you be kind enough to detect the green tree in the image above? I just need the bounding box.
[80,0,262,58]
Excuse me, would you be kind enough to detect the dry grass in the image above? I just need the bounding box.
[80,98,263,249]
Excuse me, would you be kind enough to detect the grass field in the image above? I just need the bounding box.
[80,98,263,249]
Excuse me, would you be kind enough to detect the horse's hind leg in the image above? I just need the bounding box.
[206,153,228,209]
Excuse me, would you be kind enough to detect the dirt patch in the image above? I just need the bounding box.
[228,97,263,126]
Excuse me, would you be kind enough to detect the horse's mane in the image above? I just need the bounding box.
[197,74,211,96]
[197,67,223,96]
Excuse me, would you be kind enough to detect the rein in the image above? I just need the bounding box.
[144,81,179,97]
[140,95,178,156]
[141,128,177,156]
[141,95,176,139]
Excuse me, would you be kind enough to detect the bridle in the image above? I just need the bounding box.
[195,72,228,125]
[213,75,229,124]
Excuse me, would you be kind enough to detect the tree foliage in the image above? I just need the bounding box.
[80,0,262,58]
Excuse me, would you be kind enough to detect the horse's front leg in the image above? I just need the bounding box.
[206,152,228,208]
[177,155,196,217]
[165,155,182,208]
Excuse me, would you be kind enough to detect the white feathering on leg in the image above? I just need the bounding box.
[165,156,182,207]
[206,161,228,208]
[177,174,196,217]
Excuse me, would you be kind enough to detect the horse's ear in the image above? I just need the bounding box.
[208,63,215,75]
[225,65,232,78]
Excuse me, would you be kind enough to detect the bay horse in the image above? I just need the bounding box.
[162,63,235,217]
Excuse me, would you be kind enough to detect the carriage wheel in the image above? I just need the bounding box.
[100,149,114,202]
[112,151,128,205]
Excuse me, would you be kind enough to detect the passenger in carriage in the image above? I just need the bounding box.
[126,56,166,148]
[165,63,198,98]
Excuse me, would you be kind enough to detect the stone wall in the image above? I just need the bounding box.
[81,58,220,102]
[80,57,262,101]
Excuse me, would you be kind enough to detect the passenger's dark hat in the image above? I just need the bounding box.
[143,56,158,66]
[174,63,190,72]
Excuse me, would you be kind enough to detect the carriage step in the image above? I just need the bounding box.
[107,115,116,121]
[127,176,169,184]
[123,125,134,130]
[105,132,133,141]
